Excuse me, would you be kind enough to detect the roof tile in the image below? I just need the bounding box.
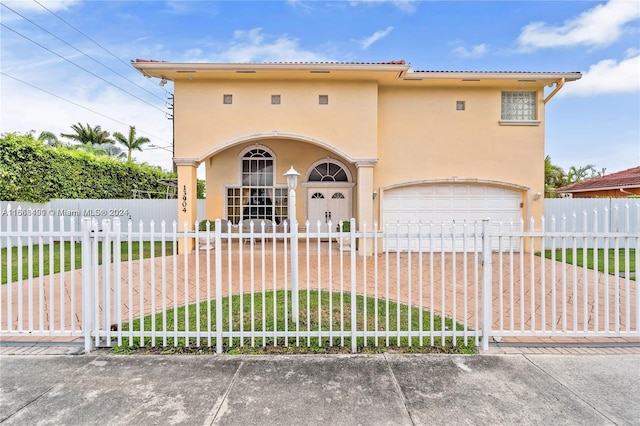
[558,166,640,192]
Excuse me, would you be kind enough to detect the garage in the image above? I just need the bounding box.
[382,183,523,251]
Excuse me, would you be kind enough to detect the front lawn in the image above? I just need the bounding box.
[541,248,635,277]
[112,290,477,355]
[1,241,174,285]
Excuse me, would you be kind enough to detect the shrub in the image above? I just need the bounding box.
[0,133,175,202]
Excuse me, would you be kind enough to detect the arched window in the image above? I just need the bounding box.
[308,162,349,182]
[242,148,273,186]
[227,147,287,225]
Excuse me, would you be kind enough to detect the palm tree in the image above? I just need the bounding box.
[566,164,600,185]
[544,155,565,197]
[37,131,60,147]
[60,123,113,146]
[112,126,150,162]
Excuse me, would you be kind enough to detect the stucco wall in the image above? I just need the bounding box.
[175,80,378,161]
[375,86,545,220]
[179,79,547,223]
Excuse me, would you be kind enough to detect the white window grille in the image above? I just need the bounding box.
[226,148,287,225]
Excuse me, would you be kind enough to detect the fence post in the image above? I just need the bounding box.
[481,219,493,351]
[215,219,223,354]
[350,218,357,353]
[81,218,95,353]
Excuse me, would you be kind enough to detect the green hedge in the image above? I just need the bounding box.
[0,134,176,202]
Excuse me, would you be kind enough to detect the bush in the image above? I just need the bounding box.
[336,220,350,232]
[0,133,175,202]
[198,220,215,231]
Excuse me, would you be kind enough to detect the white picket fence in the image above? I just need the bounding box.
[1,212,637,353]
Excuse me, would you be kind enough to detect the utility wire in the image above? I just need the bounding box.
[1,71,173,145]
[0,22,168,115]
[1,2,166,102]
[33,0,170,97]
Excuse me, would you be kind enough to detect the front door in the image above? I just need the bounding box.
[307,188,350,233]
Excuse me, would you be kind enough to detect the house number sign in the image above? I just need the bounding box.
[182,185,188,213]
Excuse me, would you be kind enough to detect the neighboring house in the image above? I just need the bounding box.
[132,60,580,251]
[556,166,640,198]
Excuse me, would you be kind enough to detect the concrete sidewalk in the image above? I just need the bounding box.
[1,351,638,425]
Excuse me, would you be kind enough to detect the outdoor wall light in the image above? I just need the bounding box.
[284,166,300,190]
[534,192,542,201]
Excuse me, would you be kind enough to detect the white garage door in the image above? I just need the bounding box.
[382,184,522,251]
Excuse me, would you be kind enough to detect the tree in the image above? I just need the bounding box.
[544,155,565,197]
[37,131,60,147]
[60,122,113,146]
[566,164,605,185]
[112,126,150,162]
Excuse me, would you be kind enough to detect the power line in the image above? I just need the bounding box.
[0,22,168,115]
[1,71,173,145]
[1,2,167,103]
[33,0,171,98]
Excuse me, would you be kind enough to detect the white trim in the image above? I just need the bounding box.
[301,182,356,189]
[499,120,541,126]
[173,158,199,166]
[380,178,529,192]
[355,159,378,167]
[198,132,359,164]
[557,185,640,194]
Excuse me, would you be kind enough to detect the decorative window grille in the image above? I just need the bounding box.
[223,94,233,104]
[501,91,536,120]
[271,95,281,105]
[308,162,348,182]
[319,95,329,105]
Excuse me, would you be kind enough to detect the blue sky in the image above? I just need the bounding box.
[1,0,639,178]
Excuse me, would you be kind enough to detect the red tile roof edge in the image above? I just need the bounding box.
[558,166,640,192]
[131,59,581,75]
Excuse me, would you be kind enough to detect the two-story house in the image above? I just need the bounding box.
[133,59,580,250]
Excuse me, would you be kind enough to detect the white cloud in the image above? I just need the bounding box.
[518,0,640,49]
[357,26,394,49]
[349,0,417,13]
[213,28,327,63]
[561,53,640,96]
[452,43,488,58]
[0,0,81,13]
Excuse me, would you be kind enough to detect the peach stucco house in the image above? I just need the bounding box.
[132,60,581,249]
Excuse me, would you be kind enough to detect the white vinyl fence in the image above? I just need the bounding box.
[0,200,207,237]
[544,199,639,248]
[1,212,637,353]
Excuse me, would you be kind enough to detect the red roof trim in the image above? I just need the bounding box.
[133,59,406,65]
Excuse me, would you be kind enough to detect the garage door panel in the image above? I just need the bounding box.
[383,184,522,252]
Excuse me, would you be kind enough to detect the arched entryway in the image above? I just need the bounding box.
[302,159,355,232]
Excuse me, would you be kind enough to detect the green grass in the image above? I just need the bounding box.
[112,290,477,355]
[541,248,635,277]
[1,241,174,285]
